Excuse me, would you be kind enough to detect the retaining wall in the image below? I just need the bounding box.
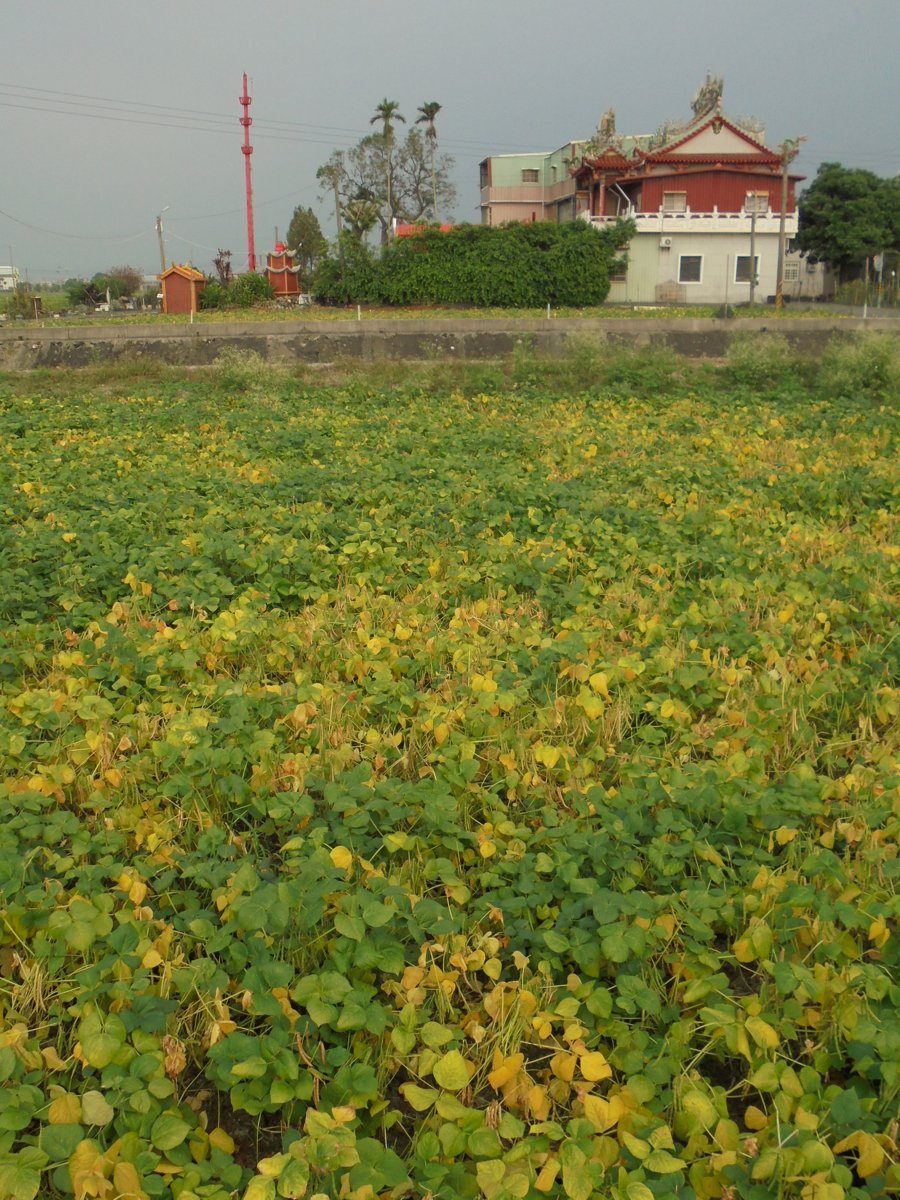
[0,316,897,371]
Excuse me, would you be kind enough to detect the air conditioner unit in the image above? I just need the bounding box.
[659,237,673,249]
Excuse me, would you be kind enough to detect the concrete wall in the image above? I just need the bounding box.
[1,316,896,372]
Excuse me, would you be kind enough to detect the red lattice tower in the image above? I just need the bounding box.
[239,73,256,272]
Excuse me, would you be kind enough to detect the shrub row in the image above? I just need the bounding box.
[312,219,634,307]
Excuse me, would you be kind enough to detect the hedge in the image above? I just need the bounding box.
[312,219,634,307]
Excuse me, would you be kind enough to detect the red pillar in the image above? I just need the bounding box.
[239,73,256,272]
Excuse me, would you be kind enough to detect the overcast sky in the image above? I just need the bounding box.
[3,0,898,281]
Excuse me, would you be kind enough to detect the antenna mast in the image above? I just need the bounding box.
[239,73,256,272]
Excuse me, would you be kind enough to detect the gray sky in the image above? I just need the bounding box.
[3,0,898,281]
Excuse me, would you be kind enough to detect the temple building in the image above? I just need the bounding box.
[265,243,302,300]
[478,79,816,304]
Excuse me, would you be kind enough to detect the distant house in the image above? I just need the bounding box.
[158,264,205,315]
[479,80,811,305]
[0,266,20,292]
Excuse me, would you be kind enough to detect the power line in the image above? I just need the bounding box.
[0,81,532,153]
[0,204,151,242]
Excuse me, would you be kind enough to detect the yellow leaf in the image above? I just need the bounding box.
[733,936,755,964]
[488,1053,524,1090]
[589,672,610,698]
[659,699,676,719]
[329,846,353,871]
[579,1051,612,1082]
[534,744,561,769]
[744,1105,768,1131]
[579,692,606,720]
[855,1133,884,1179]
[434,722,450,746]
[622,1132,650,1160]
[41,1046,69,1071]
[529,1085,550,1121]
[534,1159,560,1193]
[141,948,163,970]
[681,1089,717,1128]
[48,1092,82,1124]
[868,916,890,947]
[583,1093,625,1132]
[208,1127,235,1154]
[112,1161,143,1196]
[745,1016,779,1051]
[550,1051,576,1082]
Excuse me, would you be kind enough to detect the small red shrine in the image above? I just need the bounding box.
[265,242,301,298]
[159,264,205,315]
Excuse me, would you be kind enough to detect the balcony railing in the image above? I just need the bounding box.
[587,207,797,234]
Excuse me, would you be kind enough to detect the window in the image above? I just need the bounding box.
[744,191,769,213]
[735,255,760,283]
[784,262,800,282]
[479,162,489,189]
[521,168,540,183]
[662,192,687,213]
[678,255,702,283]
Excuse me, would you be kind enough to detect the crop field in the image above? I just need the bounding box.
[0,338,897,1200]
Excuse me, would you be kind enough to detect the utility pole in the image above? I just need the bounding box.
[775,136,805,312]
[239,73,256,272]
[156,207,169,274]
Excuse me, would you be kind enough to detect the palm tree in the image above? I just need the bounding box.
[370,99,406,222]
[416,101,442,220]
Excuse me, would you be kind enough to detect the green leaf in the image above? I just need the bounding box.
[39,1124,85,1160]
[399,1084,438,1112]
[277,1157,310,1198]
[231,1056,268,1080]
[420,1021,454,1049]
[80,1091,114,1126]
[644,1149,686,1174]
[0,1149,47,1200]
[78,1009,126,1070]
[626,1185,655,1200]
[151,1112,192,1152]
[333,913,365,941]
[432,1049,471,1091]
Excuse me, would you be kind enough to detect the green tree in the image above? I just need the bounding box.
[416,101,442,221]
[105,265,143,297]
[797,163,900,281]
[285,206,327,277]
[370,99,406,236]
[342,197,380,242]
[318,130,455,245]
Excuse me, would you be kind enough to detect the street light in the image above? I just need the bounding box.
[156,207,170,275]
